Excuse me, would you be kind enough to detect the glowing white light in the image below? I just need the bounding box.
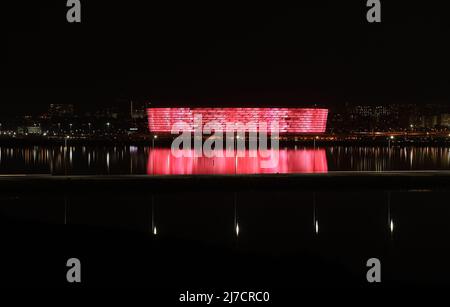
[315,220,319,234]
[235,223,239,236]
[390,220,394,233]
[153,226,157,235]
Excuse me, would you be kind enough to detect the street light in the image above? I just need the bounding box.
[151,195,157,235]
[234,134,242,175]
[64,135,70,148]
[313,136,319,150]
[152,134,158,149]
[313,192,318,235]
[151,135,158,175]
[388,135,394,149]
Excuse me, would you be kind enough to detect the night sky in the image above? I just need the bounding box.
[2,1,450,115]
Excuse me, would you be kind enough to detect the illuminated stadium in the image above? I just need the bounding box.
[147,107,328,134]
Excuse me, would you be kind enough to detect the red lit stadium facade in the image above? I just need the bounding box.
[147,107,328,134]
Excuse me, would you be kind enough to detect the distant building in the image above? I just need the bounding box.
[353,105,373,117]
[26,126,42,135]
[94,107,119,119]
[346,104,400,131]
[352,105,396,119]
[409,104,450,129]
[130,101,147,119]
[440,114,450,128]
[17,125,42,135]
[417,114,450,129]
[49,104,74,117]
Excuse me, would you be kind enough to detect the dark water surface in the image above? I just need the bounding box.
[1,145,450,288]
[1,145,450,174]
[1,177,450,287]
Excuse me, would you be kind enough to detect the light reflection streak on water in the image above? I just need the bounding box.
[0,146,450,174]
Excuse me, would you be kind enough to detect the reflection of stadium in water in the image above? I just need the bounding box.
[147,148,328,175]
